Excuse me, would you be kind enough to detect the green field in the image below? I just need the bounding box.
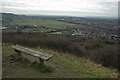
[3,13,93,33]
[9,18,74,29]
[2,44,118,78]
[3,17,90,33]
[6,16,91,30]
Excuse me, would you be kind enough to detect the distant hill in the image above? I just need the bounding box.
[2,13,30,27]
[2,13,79,29]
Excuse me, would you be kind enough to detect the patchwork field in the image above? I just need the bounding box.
[3,13,91,30]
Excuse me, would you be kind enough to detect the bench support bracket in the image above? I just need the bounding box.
[39,58,44,65]
[14,49,21,56]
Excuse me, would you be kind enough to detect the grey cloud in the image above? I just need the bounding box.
[3,1,28,7]
[1,0,118,17]
[98,2,118,8]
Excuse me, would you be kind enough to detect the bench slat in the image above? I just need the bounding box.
[12,45,53,61]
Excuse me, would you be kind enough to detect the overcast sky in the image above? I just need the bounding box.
[1,0,119,17]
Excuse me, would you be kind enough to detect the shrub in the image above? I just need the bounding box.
[3,33,118,69]
[104,41,115,45]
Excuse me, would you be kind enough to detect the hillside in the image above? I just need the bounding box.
[2,13,90,31]
[2,44,118,78]
[2,13,77,29]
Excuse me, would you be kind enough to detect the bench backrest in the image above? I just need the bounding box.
[12,45,53,61]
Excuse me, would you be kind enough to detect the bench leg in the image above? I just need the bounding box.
[39,58,44,65]
[14,49,21,56]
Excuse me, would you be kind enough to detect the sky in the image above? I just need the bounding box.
[0,0,119,17]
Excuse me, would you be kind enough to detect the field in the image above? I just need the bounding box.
[2,44,118,78]
[3,13,91,31]
[10,18,74,29]
[3,17,91,33]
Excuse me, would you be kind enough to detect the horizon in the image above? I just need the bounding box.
[1,0,119,18]
[1,12,118,19]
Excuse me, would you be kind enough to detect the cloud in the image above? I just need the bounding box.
[1,0,119,17]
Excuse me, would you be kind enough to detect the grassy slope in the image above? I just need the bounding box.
[2,44,118,78]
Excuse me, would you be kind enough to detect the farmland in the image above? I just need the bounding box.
[9,18,76,29]
[2,13,92,33]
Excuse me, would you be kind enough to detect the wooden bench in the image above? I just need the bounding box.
[11,45,53,65]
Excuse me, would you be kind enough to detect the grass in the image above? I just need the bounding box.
[2,44,118,78]
[7,17,91,30]
[9,18,74,29]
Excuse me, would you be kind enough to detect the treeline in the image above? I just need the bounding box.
[2,33,119,70]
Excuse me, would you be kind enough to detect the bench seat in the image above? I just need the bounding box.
[12,45,53,61]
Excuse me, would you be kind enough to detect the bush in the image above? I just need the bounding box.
[3,33,85,57]
[3,33,118,69]
[89,45,118,69]
[92,43,103,49]
[104,41,115,45]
